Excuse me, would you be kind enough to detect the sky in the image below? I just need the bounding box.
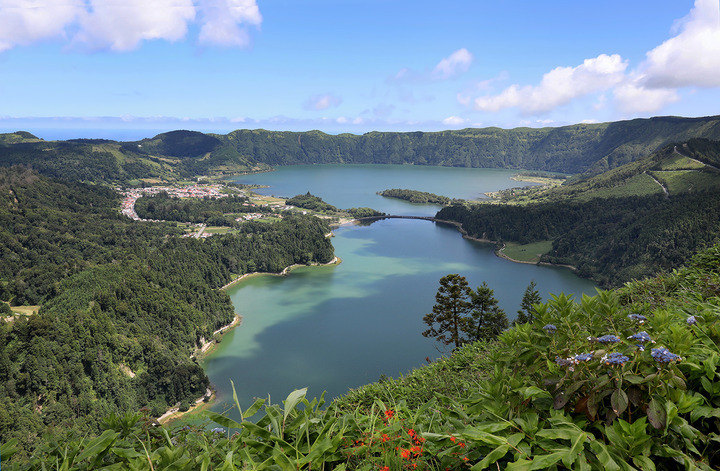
[0,0,719,139]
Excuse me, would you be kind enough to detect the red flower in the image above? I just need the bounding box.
[449,436,456,443]
[407,429,416,437]
[380,467,390,471]
[384,410,395,420]
[400,448,412,460]
[381,433,391,442]
[458,442,466,448]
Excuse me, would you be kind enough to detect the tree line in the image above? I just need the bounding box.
[0,166,334,457]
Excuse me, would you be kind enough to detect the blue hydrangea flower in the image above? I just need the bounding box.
[687,316,697,325]
[597,334,621,344]
[555,356,572,366]
[651,347,682,363]
[627,331,653,343]
[636,344,645,352]
[573,353,593,362]
[543,324,557,333]
[602,352,630,366]
[628,314,647,323]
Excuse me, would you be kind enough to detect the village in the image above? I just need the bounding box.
[120,184,303,237]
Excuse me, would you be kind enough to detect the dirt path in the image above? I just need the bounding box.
[674,145,720,171]
[644,171,669,198]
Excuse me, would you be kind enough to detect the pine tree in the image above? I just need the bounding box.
[515,281,542,324]
[422,274,473,349]
[465,282,508,341]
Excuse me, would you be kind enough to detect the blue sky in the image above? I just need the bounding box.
[0,0,719,138]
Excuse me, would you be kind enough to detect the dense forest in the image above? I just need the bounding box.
[285,192,338,213]
[379,188,452,205]
[437,190,720,286]
[3,116,720,186]
[134,192,268,225]
[6,240,720,469]
[0,167,334,457]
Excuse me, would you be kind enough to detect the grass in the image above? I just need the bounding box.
[570,173,663,201]
[650,169,720,194]
[500,240,553,263]
[203,226,234,234]
[656,154,706,170]
[8,304,40,316]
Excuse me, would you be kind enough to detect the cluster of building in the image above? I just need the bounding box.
[120,184,228,221]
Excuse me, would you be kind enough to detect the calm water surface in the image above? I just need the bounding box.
[232,164,539,216]
[204,166,596,415]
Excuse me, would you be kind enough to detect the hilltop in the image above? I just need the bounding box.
[2,115,720,185]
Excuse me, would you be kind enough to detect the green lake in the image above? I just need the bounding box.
[204,166,596,414]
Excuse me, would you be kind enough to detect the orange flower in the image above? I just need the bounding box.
[400,448,412,460]
[449,436,456,443]
[407,429,416,437]
[462,457,469,462]
[381,433,391,442]
[384,410,395,420]
[458,442,466,448]
[380,467,390,471]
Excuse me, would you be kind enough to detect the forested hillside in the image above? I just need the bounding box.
[0,167,334,457]
[435,139,720,286]
[217,116,720,173]
[2,116,720,185]
[6,241,720,470]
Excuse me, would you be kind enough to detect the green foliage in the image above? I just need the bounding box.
[422,274,473,349]
[515,281,542,324]
[423,275,508,349]
[0,168,334,458]
[438,189,720,287]
[8,242,720,469]
[286,192,338,213]
[134,192,264,225]
[4,117,720,186]
[346,207,385,218]
[467,282,508,341]
[379,188,452,205]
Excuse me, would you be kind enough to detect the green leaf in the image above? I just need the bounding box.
[76,430,119,462]
[611,389,628,416]
[244,398,266,419]
[111,447,145,459]
[471,444,510,470]
[647,398,667,430]
[283,388,307,424]
[0,438,19,461]
[589,441,622,471]
[633,455,656,471]
[205,411,242,430]
[518,386,551,401]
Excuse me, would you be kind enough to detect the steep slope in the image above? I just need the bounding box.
[217,115,720,173]
[3,115,720,184]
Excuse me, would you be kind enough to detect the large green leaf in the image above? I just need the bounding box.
[283,388,308,424]
[76,430,119,463]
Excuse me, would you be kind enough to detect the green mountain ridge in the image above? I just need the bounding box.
[3,115,720,184]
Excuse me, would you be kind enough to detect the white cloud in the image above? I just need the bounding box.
[0,0,262,52]
[641,0,720,88]
[0,0,83,52]
[474,54,628,114]
[432,48,473,80]
[442,116,466,126]
[303,93,342,111]
[613,80,679,113]
[198,0,261,47]
[75,0,196,51]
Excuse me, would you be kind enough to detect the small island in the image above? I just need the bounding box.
[378,188,454,205]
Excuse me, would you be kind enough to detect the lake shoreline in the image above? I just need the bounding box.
[158,255,342,424]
